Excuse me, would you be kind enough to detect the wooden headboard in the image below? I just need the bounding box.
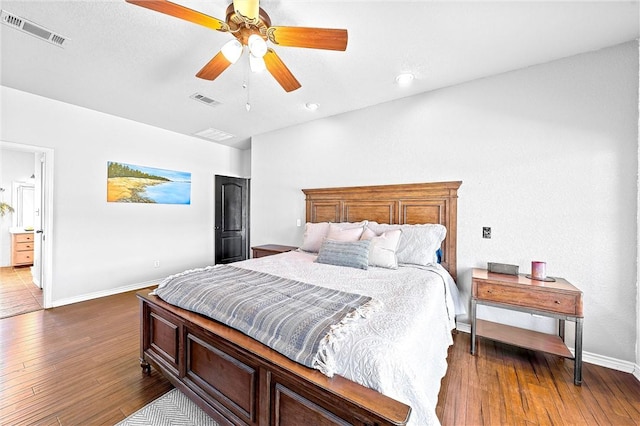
[302,181,462,281]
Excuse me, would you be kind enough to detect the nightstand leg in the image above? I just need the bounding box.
[574,318,583,385]
[470,299,477,355]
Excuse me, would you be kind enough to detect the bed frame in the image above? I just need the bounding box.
[138,181,461,426]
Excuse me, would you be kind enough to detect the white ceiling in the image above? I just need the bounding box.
[1,1,638,150]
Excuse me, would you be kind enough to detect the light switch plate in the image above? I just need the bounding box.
[483,227,491,238]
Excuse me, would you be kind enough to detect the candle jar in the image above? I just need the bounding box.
[531,261,547,280]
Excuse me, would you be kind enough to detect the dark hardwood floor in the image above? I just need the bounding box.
[1,288,638,425]
[438,332,640,425]
[0,290,172,425]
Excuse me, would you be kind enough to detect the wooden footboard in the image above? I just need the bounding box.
[138,290,411,426]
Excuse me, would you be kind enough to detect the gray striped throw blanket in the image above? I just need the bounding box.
[154,265,381,376]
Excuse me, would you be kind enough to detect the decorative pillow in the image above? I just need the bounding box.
[360,228,402,269]
[367,223,447,266]
[327,223,365,242]
[300,222,331,253]
[300,221,367,253]
[316,239,371,270]
[332,221,368,230]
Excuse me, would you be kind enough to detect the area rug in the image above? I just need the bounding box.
[116,388,218,426]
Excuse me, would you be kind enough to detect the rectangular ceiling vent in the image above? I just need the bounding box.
[194,127,235,142]
[1,10,67,48]
[190,93,222,107]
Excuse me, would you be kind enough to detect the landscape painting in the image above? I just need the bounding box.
[107,162,191,204]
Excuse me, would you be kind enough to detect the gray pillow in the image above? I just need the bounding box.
[316,239,371,270]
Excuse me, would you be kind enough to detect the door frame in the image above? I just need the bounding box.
[1,141,54,308]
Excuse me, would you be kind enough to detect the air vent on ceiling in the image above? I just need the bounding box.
[194,127,234,142]
[190,93,222,107]
[1,10,67,47]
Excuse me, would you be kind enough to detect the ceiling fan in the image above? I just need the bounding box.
[125,0,348,92]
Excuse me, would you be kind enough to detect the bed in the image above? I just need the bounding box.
[138,181,462,426]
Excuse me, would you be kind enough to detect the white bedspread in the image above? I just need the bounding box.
[233,250,460,426]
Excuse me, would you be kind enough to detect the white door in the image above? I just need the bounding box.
[32,153,45,288]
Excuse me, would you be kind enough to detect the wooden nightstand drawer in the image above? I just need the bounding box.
[475,281,579,315]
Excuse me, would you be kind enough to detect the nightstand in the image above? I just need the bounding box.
[470,268,584,385]
[251,244,298,258]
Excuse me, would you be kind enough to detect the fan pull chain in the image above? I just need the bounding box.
[244,56,251,112]
[244,81,250,112]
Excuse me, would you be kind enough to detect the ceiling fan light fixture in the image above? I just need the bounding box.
[221,39,243,64]
[125,0,348,92]
[395,73,415,86]
[248,34,268,58]
[249,54,266,73]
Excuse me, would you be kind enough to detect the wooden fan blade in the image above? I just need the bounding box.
[264,49,301,92]
[196,51,232,81]
[268,27,347,51]
[233,0,259,20]
[126,0,227,32]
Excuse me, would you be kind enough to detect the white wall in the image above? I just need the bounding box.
[637,39,640,380]
[1,86,250,305]
[251,41,639,365]
[0,149,35,266]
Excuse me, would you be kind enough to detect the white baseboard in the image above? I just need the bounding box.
[51,279,160,308]
[456,321,471,334]
[579,350,638,375]
[455,322,639,380]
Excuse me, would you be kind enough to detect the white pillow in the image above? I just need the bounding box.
[300,222,330,253]
[300,221,367,253]
[327,223,364,242]
[360,228,402,269]
[333,221,368,230]
[367,223,446,266]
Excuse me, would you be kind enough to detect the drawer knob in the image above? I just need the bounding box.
[555,300,560,304]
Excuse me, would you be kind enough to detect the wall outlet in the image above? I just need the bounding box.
[296,219,302,227]
[153,260,160,268]
[482,227,491,239]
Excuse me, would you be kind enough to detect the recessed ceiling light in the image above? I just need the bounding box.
[395,73,415,86]
[305,102,319,111]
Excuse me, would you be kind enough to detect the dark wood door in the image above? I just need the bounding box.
[215,175,250,264]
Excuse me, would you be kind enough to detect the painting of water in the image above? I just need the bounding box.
[107,162,191,204]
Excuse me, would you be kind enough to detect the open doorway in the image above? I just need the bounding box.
[0,142,53,315]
